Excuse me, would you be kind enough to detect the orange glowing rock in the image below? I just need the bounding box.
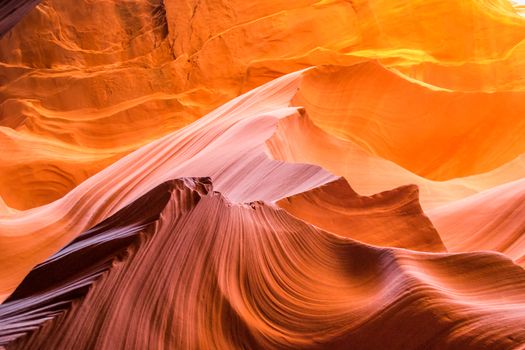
[2,0,525,209]
[1,0,525,348]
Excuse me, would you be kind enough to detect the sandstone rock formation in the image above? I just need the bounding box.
[1,0,525,349]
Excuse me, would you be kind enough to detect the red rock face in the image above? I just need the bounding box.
[1,1,525,349]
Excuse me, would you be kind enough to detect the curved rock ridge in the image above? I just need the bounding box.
[2,62,525,301]
[0,0,359,209]
[0,178,208,347]
[2,0,525,209]
[277,177,446,252]
[1,1,525,348]
[1,177,525,349]
[428,177,525,264]
[0,71,335,302]
[267,89,525,266]
[266,105,525,211]
[290,63,525,181]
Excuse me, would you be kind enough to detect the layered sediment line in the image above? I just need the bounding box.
[0,71,335,302]
[2,178,525,349]
[1,1,525,348]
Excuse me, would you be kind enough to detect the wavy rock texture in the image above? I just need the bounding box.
[2,0,525,209]
[290,63,525,181]
[0,71,336,301]
[267,102,525,211]
[1,0,525,349]
[2,178,525,350]
[0,0,358,209]
[428,177,525,264]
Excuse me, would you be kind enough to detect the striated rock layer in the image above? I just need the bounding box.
[0,71,335,301]
[2,178,525,350]
[1,0,525,349]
